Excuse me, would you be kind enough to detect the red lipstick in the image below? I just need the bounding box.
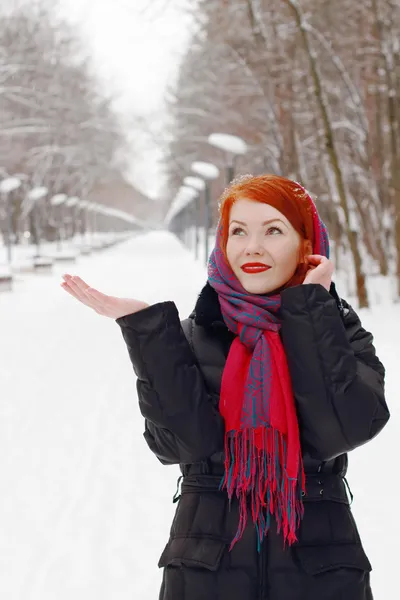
[240,262,271,274]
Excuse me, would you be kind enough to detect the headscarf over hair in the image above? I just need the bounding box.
[208,175,329,551]
[218,174,329,287]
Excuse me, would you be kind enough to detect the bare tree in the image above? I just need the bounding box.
[162,0,400,305]
[0,2,135,238]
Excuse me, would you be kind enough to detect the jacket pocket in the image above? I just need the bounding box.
[294,543,372,575]
[296,500,361,546]
[158,537,226,571]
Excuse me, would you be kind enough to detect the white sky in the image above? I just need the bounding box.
[59,0,192,113]
[57,0,195,198]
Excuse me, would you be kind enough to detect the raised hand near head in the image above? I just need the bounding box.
[302,255,334,292]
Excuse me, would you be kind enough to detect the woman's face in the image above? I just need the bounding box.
[226,198,307,295]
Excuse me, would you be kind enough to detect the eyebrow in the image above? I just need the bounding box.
[229,218,286,226]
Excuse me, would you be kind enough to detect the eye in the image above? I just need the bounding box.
[266,226,283,235]
[231,227,245,236]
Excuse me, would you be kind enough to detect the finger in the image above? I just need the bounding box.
[61,282,106,313]
[62,274,81,287]
[64,275,92,297]
[61,282,92,306]
[306,255,326,264]
[62,275,109,314]
[317,259,333,271]
[65,278,93,304]
[70,275,91,292]
[86,288,123,317]
[83,287,110,314]
[71,277,112,310]
[75,279,113,311]
[62,279,100,308]
[62,273,114,310]
[85,287,112,305]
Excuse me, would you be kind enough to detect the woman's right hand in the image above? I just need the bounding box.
[61,274,149,319]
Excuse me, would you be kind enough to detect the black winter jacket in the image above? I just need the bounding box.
[117,282,389,600]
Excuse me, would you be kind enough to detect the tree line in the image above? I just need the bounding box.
[162,0,400,307]
[0,1,130,241]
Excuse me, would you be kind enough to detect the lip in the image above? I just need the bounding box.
[240,262,271,274]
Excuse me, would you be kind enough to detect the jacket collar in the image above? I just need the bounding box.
[191,282,224,327]
[191,281,344,328]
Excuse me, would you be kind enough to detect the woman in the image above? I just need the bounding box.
[61,175,389,600]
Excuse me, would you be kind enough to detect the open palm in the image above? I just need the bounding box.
[61,274,149,319]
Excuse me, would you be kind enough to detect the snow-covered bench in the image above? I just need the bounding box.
[33,256,53,272]
[52,251,77,263]
[0,266,13,292]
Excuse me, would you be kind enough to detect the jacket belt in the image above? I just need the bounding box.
[179,473,350,504]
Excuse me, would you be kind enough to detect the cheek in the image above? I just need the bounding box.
[225,240,238,268]
[271,240,300,268]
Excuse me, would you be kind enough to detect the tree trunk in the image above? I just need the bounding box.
[371,0,400,297]
[284,0,368,307]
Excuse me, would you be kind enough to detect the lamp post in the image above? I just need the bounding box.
[65,196,80,241]
[165,186,197,249]
[26,186,48,257]
[77,200,90,248]
[86,202,98,247]
[183,176,205,260]
[208,133,248,185]
[191,161,220,265]
[180,185,198,248]
[0,176,21,265]
[50,193,67,251]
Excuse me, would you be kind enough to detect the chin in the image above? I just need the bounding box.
[240,280,276,295]
[238,272,290,295]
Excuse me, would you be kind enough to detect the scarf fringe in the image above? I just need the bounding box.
[221,428,305,552]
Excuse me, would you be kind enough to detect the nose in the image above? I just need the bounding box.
[244,234,264,256]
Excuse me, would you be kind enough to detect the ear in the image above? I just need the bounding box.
[302,239,313,259]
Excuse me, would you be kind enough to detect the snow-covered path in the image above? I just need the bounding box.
[0,231,397,599]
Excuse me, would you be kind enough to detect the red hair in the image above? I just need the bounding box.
[218,174,315,288]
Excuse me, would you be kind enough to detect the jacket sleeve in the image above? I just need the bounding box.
[280,283,389,462]
[116,302,224,465]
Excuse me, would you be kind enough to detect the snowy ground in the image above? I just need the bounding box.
[0,231,397,599]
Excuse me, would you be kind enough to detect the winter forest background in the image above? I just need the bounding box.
[162,0,400,310]
[1,0,400,308]
[1,1,399,599]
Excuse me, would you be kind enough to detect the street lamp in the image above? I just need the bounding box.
[0,176,21,265]
[65,196,80,242]
[77,200,91,247]
[165,187,197,225]
[50,193,67,251]
[183,176,205,260]
[208,133,248,184]
[50,194,67,206]
[165,186,197,253]
[75,200,92,253]
[26,186,48,257]
[183,176,205,192]
[191,161,220,265]
[86,202,99,247]
[180,186,198,248]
